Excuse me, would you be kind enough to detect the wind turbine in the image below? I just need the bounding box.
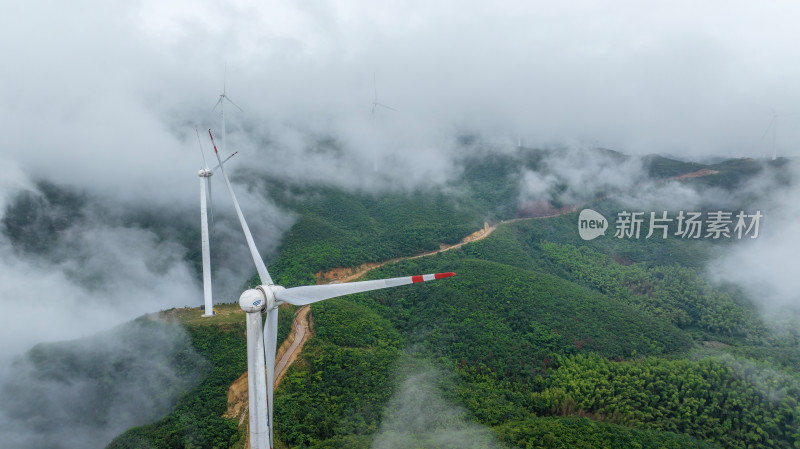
[369,73,398,172]
[195,127,237,317]
[760,108,793,160]
[213,69,244,159]
[370,73,398,116]
[195,70,242,316]
[208,129,455,449]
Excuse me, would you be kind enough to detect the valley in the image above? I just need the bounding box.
[3,149,797,449]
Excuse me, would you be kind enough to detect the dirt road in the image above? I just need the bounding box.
[315,221,496,285]
[274,305,311,386]
[223,305,312,424]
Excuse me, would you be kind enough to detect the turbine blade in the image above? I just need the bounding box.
[209,129,275,286]
[212,97,223,112]
[195,127,209,169]
[376,103,398,112]
[276,272,456,306]
[263,308,278,449]
[224,95,244,112]
[210,151,238,172]
[759,117,776,142]
[371,102,377,116]
[373,72,378,103]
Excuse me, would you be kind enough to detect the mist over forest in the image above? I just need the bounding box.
[2,1,800,448]
[1,142,797,448]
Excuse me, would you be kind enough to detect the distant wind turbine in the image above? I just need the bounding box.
[371,73,398,116]
[213,68,244,158]
[195,127,237,317]
[208,129,455,449]
[369,73,398,172]
[760,107,793,160]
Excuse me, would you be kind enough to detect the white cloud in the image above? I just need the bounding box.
[5,1,800,205]
[709,163,800,314]
[1,0,800,430]
[372,357,503,449]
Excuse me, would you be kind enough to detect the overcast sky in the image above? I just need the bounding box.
[1,0,799,364]
[3,0,800,202]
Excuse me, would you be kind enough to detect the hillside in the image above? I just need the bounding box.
[2,148,797,449]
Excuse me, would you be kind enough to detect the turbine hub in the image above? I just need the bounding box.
[238,285,284,313]
[239,288,267,313]
[198,169,213,178]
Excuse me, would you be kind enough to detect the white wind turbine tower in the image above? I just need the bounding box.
[207,129,455,449]
[195,127,237,317]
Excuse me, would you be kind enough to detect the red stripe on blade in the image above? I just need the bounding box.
[411,275,424,283]
[208,130,219,153]
[434,272,456,279]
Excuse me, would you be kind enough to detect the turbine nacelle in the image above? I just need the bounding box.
[198,168,213,178]
[238,285,285,313]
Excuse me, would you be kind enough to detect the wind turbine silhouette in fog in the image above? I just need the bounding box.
[370,73,398,116]
[369,73,398,172]
[213,69,244,162]
[760,107,793,160]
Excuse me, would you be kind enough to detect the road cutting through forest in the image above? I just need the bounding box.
[224,215,569,430]
[222,220,500,430]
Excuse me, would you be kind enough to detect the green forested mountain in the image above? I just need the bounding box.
[4,149,797,449]
[350,219,800,449]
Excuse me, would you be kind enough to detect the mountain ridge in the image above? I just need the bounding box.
[2,148,796,449]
